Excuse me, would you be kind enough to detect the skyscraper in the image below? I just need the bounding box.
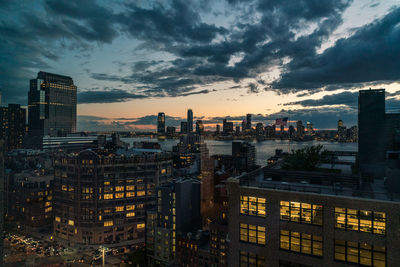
[28,71,77,137]
[196,120,204,135]
[181,121,188,134]
[0,141,3,266]
[157,112,166,135]
[187,109,193,134]
[296,120,304,138]
[0,104,26,151]
[246,114,252,130]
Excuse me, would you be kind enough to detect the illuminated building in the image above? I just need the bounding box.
[337,120,347,142]
[255,123,264,136]
[227,166,400,266]
[146,178,201,266]
[358,89,400,178]
[53,147,172,245]
[0,104,26,151]
[157,112,166,135]
[28,71,77,137]
[306,122,314,136]
[9,173,53,227]
[181,121,188,134]
[188,109,194,134]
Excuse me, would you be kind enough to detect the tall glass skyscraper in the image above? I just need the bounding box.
[28,71,77,136]
[187,109,193,134]
[157,112,166,135]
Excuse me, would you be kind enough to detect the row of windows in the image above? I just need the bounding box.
[280,201,323,225]
[240,224,266,245]
[335,208,386,234]
[239,251,265,267]
[240,196,387,236]
[280,230,323,257]
[334,240,385,267]
[103,191,144,199]
[240,196,266,217]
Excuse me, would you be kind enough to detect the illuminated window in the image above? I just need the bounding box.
[240,223,265,245]
[126,192,135,197]
[55,216,61,222]
[280,230,322,257]
[68,220,74,226]
[126,205,135,210]
[115,206,124,212]
[137,223,145,229]
[281,201,323,225]
[115,193,124,198]
[126,185,134,191]
[335,240,385,267]
[239,251,265,267]
[115,186,124,192]
[45,207,52,213]
[45,201,51,207]
[104,221,113,227]
[335,208,386,235]
[104,194,113,200]
[104,181,110,185]
[240,196,266,217]
[126,212,135,217]
[62,185,68,191]
[137,191,145,197]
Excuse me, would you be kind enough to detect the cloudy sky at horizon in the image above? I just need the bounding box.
[1,0,400,131]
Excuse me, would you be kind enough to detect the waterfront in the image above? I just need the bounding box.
[122,138,357,166]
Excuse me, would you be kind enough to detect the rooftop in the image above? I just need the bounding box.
[235,166,400,202]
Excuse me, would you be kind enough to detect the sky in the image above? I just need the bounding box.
[1,0,400,131]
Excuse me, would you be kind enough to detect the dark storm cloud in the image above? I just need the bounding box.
[272,7,400,92]
[284,91,359,107]
[2,0,398,106]
[78,89,147,104]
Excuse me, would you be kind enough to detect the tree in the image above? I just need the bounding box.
[282,145,330,171]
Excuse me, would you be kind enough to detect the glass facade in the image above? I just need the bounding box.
[240,196,266,217]
[280,230,323,257]
[334,240,386,267]
[335,208,386,234]
[280,201,323,225]
[240,223,266,245]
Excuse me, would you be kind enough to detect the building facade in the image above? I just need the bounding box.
[28,71,77,137]
[227,167,400,267]
[53,148,172,245]
[157,112,166,135]
[0,104,26,151]
[188,109,194,134]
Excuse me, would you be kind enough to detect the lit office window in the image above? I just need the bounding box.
[104,221,113,227]
[240,196,266,217]
[126,192,135,197]
[137,191,146,197]
[104,194,113,200]
[280,230,323,257]
[240,223,266,245]
[335,208,386,235]
[115,186,124,192]
[126,212,135,217]
[126,185,134,191]
[137,223,145,229]
[115,193,124,198]
[239,251,266,267]
[115,206,124,212]
[334,240,385,267]
[126,205,135,210]
[280,201,323,225]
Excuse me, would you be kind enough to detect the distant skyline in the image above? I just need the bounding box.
[1,0,400,131]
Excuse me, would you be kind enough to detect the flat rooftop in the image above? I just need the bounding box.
[236,166,400,202]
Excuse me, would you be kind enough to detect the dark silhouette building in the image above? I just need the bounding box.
[232,141,256,172]
[358,89,400,178]
[196,120,204,135]
[246,114,252,130]
[157,112,166,135]
[181,121,188,134]
[28,71,77,137]
[187,109,193,134]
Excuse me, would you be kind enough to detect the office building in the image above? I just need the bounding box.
[337,120,347,142]
[196,120,204,135]
[53,147,172,245]
[216,124,220,134]
[227,166,400,267]
[187,109,193,134]
[146,178,201,266]
[0,104,26,151]
[223,119,234,135]
[246,114,252,130]
[288,125,295,139]
[296,120,304,138]
[358,89,400,178]
[0,141,4,266]
[157,112,166,135]
[265,125,276,138]
[306,122,314,136]
[166,126,176,138]
[256,123,264,136]
[236,126,241,135]
[28,71,77,137]
[232,141,256,173]
[181,121,188,134]
[9,172,53,227]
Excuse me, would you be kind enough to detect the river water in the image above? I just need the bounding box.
[121,137,357,166]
